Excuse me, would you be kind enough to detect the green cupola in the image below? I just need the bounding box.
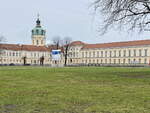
[32,16,46,36]
[31,14,46,46]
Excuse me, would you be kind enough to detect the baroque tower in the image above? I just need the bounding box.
[31,15,46,46]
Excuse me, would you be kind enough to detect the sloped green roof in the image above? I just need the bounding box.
[32,26,46,36]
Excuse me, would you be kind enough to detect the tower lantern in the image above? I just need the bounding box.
[31,14,46,46]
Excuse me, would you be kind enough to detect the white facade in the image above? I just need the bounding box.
[0,17,150,66]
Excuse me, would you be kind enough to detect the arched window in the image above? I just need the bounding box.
[41,30,44,35]
[36,29,39,35]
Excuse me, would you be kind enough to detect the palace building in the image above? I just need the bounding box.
[0,17,150,66]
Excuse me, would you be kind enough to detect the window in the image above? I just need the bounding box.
[3,51,6,56]
[97,51,99,57]
[139,49,142,56]
[82,60,84,63]
[139,59,141,64]
[134,50,136,56]
[101,59,103,63]
[34,53,36,57]
[114,59,116,64]
[76,53,78,58]
[133,59,136,63]
[89,52,91,58]
[129,50,131,57]
[19,52,21,56]
[89,60,91,63]
[41,30,44,35]
[93,59,95,63]
[123,50,126,57]
[93,51,95,57]
[38,53,39,57]
[37,40,39,45]
[13,52,15,56]
[36,29,39,34]
[118,59,121,64]
[109,59,111,64]
[128,59,131,64]
[97,59,99,63]
[105,51,107,57]
[144,58,147,64]
[85,60,87,63]
[85,52,88,57]
[82,52,84,58]
[105,59,107,64]
[119,50,121,57]
[9,52,11,56]
[101,51,103,57]
[114,51,116,57]
[123,59,126,64]
[16,52,18,57]
[73,52,75,57]
[145,49,148,56]
[110,51,112,57]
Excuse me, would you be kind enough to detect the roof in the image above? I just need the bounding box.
[0,44,50,52]
[70,41,85,46]
[1,39,150,52]
[82,40,150,49]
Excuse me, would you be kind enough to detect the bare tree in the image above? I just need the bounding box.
[93,0,150,34]
[52,36,62,49]
[0,36,6,64]
[63,37,72,66]
[0,36,6,53]
[0,36,4,43]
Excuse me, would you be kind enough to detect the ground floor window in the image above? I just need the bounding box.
[144,58,147,64]
[139,59,141,64]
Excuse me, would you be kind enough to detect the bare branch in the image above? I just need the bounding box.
[92,0,150,34]
[63,37,72,66]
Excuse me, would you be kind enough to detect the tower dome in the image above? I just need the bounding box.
[31,14,46,46]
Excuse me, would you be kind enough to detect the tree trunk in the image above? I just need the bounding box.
[64,46,68,66]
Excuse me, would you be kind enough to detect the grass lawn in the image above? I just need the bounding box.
[0,67,150,113]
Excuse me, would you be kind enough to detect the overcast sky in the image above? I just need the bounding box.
[0,0,150,45]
